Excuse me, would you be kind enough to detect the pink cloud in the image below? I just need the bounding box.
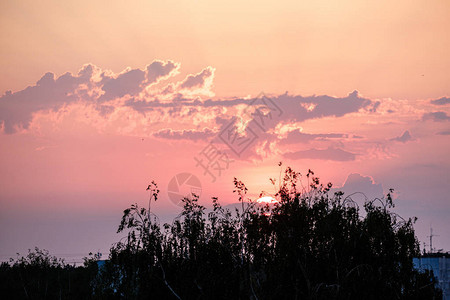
[422,111,450,122]
[146,60,180,84]
[390,130,416,143]
[430,97,450,106]
[180,67,214,90]
[283,147,356,161]
[153,128,216,141]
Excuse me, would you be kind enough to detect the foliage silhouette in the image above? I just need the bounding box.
[0,247,98,299]
[0,166,443,299]
[92,166,442,299]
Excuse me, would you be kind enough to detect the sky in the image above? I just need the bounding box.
[0,0,449,263]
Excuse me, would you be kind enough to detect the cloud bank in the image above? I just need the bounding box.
[0,60,208,133]
[1,60,447,163]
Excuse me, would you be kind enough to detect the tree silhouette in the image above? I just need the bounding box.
[92,166,442,299]
[0,247,97,299]
[0,166,443,299]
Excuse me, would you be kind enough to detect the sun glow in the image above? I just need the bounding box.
[256,196,278,204]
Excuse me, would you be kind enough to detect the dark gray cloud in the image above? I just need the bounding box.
[430,97,450,106]
[283,147,356,161]
[146,60,179,84]
[0,61,186,134]
[390,130,415,143]
[127,90,375,126]
[154,128,216,141]
[0,66,93,133]
[100,69,146,101]
[180,67,214,89]
[260,90,375,124]
[101,61,180,101]
[118,90,376,163]
[332,173,384,201]
[422,111,450,122]
[0,62,387,137]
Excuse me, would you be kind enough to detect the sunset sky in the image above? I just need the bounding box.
[1,0,449,263]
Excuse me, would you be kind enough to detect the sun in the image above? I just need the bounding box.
[256,196,278,204]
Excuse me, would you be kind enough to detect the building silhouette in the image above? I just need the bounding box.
[414,252,450,299]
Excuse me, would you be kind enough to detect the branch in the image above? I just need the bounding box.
[158,260,182,300]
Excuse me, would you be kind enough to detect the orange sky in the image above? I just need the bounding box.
[1,0,449,99]
[0,0,449,262]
